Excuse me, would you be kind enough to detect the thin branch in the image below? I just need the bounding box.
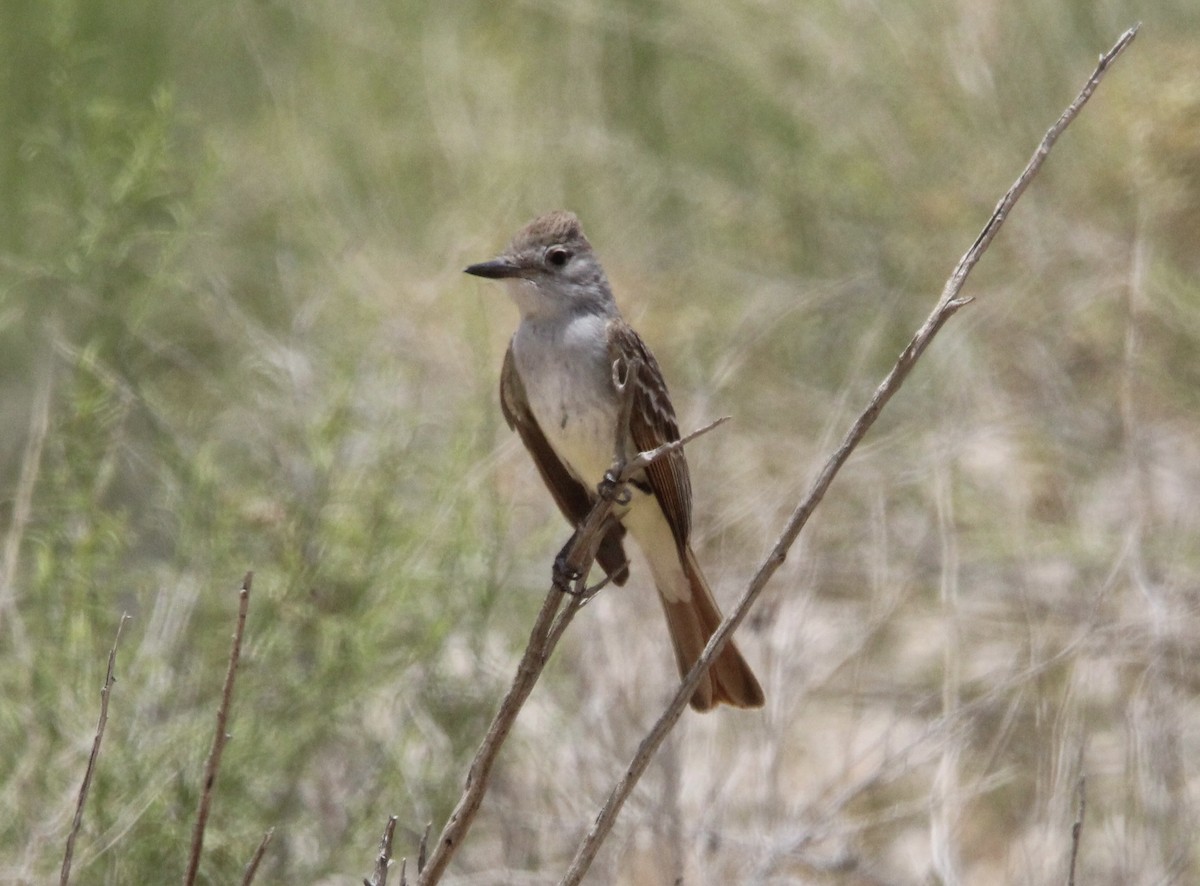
[241,828,274,886]
[417,821,431,873]
[60,613,130,886]
[558,24,1140,886]
[416,584,568,885]
[624,415,730,475]
[945,24,1139,302]
[365,815,399,886]
[183,572,253,886]
[545,593,591,655]
[1067,775,1087,886]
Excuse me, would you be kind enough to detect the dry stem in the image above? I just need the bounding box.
[183,571,253,886]
[1067,774,1087,886]
[365,815,399,886]
[416,583,566,885]
[241,828,274,886]
[417,821,430,873]
[60,613,130,886]
[558,23,1140,885]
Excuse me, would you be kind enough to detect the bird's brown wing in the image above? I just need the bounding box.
[500,340,629,585]
[607,319,693,549]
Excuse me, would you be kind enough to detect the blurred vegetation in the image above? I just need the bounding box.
[1,1,1197,883]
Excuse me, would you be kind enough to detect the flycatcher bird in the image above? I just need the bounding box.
[465,211,764,711]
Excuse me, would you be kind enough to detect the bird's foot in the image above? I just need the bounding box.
[597,470,632,506]
[553,542,585,596]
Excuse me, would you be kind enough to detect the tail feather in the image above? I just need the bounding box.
[658,546,765,712]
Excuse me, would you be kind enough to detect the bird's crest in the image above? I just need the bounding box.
[509,210,591,254]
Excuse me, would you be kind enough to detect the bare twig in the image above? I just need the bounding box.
[416,584,567,885]
[625,415,730,476]
[60,613,130,886]
[365,815,399,886]
[558,24,1140,885]
[545,594,592,658]
[1067,774,1087,886]
[183,572,253,886]
[417,821,431,873]
[241,827,274,886]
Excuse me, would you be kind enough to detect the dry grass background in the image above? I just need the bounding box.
[1,1,1198,883]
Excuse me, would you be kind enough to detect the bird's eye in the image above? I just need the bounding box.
[546,246,571,267]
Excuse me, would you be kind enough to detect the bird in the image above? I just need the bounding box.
[465,210,763,711]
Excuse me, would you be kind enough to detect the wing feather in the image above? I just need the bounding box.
[606,320,693,549]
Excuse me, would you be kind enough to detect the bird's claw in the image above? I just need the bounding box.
[553,551,584,595]
[598,471,632,506]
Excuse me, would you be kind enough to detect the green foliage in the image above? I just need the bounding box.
[1,0,1198,883]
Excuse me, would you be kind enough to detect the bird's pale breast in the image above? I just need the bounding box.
[512,312,620,489]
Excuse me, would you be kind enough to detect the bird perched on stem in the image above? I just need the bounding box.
[466,211,763,711]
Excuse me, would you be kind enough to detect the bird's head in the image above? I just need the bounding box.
[465,211,615,319]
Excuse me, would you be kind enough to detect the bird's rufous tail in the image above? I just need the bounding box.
[657,546,764,711]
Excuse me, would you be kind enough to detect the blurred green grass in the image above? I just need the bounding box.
[2,1,1198,883]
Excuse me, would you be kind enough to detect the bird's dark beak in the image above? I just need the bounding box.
[464,257,522,279]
